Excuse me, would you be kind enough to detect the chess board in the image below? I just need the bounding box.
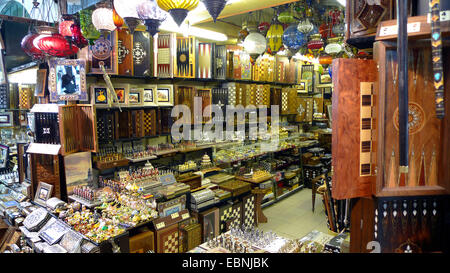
[228,202,243,230]
[143,109,156,136]
[219,203,233,233]
[242,194,256,228]
[281,88,289,114]
[156,224,179,253]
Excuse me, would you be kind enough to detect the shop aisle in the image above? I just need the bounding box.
[258,189,329,239]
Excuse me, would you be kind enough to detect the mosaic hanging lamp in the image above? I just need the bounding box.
[258,21,270,36]
[92,2,117,37]
[282,24,306,54]
[21,32,45,60]
[307,33,324,57]
[266,18,284,54]
[114,0,145,34]
[137,0,168,36]
[33,26,79,57]
[297,18,314,34]
[324,37,343,57]
[202,0,226,23]
[70,22,88,49]
[80,9,101,45]
[157,0,199,27]
[243,32,267,61]
[278,7,294,24]
[59,14,75,39]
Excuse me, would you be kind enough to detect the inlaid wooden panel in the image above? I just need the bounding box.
[332,58,378,200]
[117,28,133,76]
[374,42,450,196]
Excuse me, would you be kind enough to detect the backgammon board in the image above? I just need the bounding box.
[346,0,393,39]
[214,45,227,80]
[196,88,212,123]
[197,42,214,79]
[374,42,450,196]
[212,88,228,122]
[96,110,115,142]
[143,109,157,136]
[175,86,195,124]
[176,36,196,78]
[155,33,176,78]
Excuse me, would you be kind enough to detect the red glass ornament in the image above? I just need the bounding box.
[59,14,75,38]
[307,36,324,50]
[70,23,88,49]
[37,33,79,57]
[21,33,45,60]
[113,8,124,29]
[258,22,270,35]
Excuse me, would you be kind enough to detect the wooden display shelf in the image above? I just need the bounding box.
[154,149,179,156]
[94,158,129,170]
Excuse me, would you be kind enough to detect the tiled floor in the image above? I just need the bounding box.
[258,188,330,239]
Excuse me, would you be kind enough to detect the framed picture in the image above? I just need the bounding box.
[64,152,92,195]
[199,207,219,242]
[301,64,314,93]
[0,144,9,170]
[128,87,143,106]
[296,80,308,94]
[320,74,332,84]
[0,112,13,127]
[113,84,129,106]
[48,59,87,102]
[89,32,118,74]
[34,182,53,207]
[90,84,109,107]
[156,85,174,106]
[142,85,157,106]
[35,69,47,97]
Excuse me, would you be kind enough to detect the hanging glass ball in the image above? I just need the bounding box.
[282,24,306,53]
[307,34,324,50]
[92,5,116,33]
[243,32,267,56]
[59,14,75,38]
[278,10,294,24]
[137,0,167,21]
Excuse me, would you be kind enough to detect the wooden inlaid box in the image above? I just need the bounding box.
[214,45,227,80]
[129,229,154,253]
[117,28,133,76]
[132,29,153,77]
[373,41,450,197]
[331,59,377,199]
[218,180,251,197]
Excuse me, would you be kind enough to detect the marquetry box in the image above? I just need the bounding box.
[115,110,131,139]
[176,173,201,190]
[96,110,115,142]
[157,108,173,134]
[373,41,450,197]
[346,0,394,39]
[19,86,33,109]
[117,28,133,76]
[218,180,251,197]
[240,52,252,81]
[58,104,98,155]
[176,36,196,78]
[196,88,212,123]
[143,108,157,136]
[89,31,118,74]
[179,223,202,252]
[155,33,176,78]
[175,86,195,124]
[270,87,282,109]
[129,229,154,253]
[275,56,289,83]
[208,173,235,185]
[130,109,145,138]
[0,84,9,109]
[211,88,228,122]
[154,209,190,253]
[197,42,214,79]
[133,28,153,77]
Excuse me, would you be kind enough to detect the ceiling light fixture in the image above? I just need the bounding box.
[157,0,199,27]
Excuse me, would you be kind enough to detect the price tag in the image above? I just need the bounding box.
[427,11,450,23]
[182,213,190,220]
[171,212,179,219]
[379,22,421,37]
[156,222,165,229]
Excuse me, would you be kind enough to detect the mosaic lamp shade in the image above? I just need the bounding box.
[113,7,125,29]
[266,20,284,54]
[137,0,168,36]
[114,0,145,34]
[282,24,306,53]
[157,0,199,27]
[202,0,227,23]
[59,14,75,38]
